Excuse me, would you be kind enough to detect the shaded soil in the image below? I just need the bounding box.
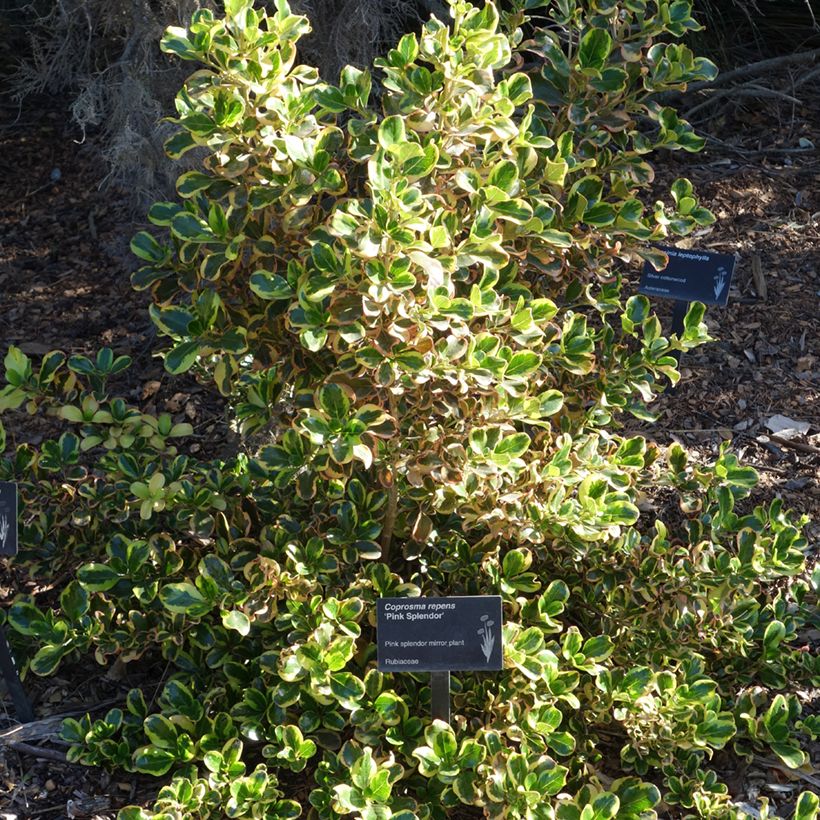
[0,79,818,817]
[639,92,820,527]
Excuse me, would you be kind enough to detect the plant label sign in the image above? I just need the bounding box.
[0,482,17,557]
[377,596,503,672]
[639,245,737,306]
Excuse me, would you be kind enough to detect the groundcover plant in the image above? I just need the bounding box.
[1,0,818,817]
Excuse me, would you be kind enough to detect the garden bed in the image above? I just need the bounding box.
[0,69,818,817]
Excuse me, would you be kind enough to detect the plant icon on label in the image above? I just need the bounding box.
[0,515,8,552]
[477,613,495,662]
[713,267,727,300]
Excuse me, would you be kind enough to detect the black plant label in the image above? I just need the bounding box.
[640,245,737,306]
[0,482,18,557]
[377,596,503,672]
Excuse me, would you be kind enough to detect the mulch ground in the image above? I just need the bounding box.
[0,74,818,817]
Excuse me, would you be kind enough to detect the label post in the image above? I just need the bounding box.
[0,481,33,722]
[0,628,34,723]
[430,671,450,723]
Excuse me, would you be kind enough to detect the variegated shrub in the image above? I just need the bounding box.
[1,1,817,818]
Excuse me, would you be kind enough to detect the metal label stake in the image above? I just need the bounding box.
[430,671,450,723]
[0,626,34,723]
[0,482,33,721]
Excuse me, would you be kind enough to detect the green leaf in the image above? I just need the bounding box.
[274,801,303,820]
[429,721,457,761]
[378,115,406,150]
[147,201,181,225]
[588,794,620,819]
[683,302,707,335]
[621,668,652,699]
[695,715,735,749]
[144,714,179,750]
[132,266,170,290]
[330,672,365,703]
[403,143,438,178]
[769,742,807,770]
[396,33,418,64]
[604,499,640,525]
[118,809,153,820]
[171,212,213,242]
[312,243,338,273]
[582,635,613,662]
[505,351,541,378]
[352,747,378,789]
[503,72,532,105]
[4,346,31,386]
[578,28,612,71]
[538,390,564,417]
[315,85,347,113]
[763,620,786,653]
[160,27,198,60]
[318,384,350,419]
[492,199,533,224]
[60,582,89,621]
[494,433,531,459]
[502,548,530,577]
[250,271,293,300]
[539,761,568,795]
[611,778,661,817]
[7,602,46,637]
[130,232,165,263]
[164,131,198,159]
[794,791,820,820]
[159,582,212,617]
[176,172,214,198]
[150,306,194,337]
[547,732,575,757]
[488,160,518,194]
[324,637,355,670]
[30,643,70,676]
[300,327,328,352]
[541,229,574,248]
[165,341,200,375]
[78,563,121,592]
[222,610,251,636]
[133,746,176,776]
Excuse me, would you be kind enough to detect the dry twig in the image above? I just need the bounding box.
[0,698,122,743]
[686,48,820,93]
[754,756,820,789]
[7,740,68,763]
[685,84,803,120]
[767,434,820,456]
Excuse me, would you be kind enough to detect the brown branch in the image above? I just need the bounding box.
[0,697,122,743]
[754,756,820,788]
[656,49,820,106]
[8,741,68,763]
[685,85,803,120]
[704,135,817,159]
[794,64,820,89]
[687,48,820,93]
[767,435,820,457]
